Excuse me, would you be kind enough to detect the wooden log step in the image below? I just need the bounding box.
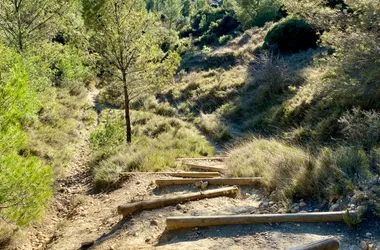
[155,177,262,186]
[117,186,239,216]
[287,238,340,250]
[176,157,226,161]
[165,211,358,231]
[184,163,226,172]
[120,172,221,178]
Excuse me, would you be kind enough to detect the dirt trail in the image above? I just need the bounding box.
[12,88,380,250]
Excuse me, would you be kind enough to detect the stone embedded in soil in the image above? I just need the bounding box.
[176,204,186,210]
[277,208,287,214]
[195,181,202,188]
[365,232,372,238]
[299,201,307,207]
[150,220,159,226]
[201,181,209,190]
[291,206,300,213]
[360,240,368,250]
[314,209,320,212]
[81,240,95,247]
[330,203,340,211]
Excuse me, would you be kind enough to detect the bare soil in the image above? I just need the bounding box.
[9,90,380,250]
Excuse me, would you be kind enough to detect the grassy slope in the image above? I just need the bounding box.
[151,24,380,210]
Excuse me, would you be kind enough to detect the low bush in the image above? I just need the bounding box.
[0,45,53,227]
[338,108,380,151]
[226,138,313,195]
[226,0,282,29]
[196,113,232,143]
[226,138,372,202]
[90,110,215,191]
[182,8,240,47]
[264,17,319,53]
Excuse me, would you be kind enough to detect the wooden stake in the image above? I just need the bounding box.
[286,238,340,250]
[155,177,262,186]
[166,211,357,231]
[120,172,221,178]
[117,187,239,216]
[184,163,226,172]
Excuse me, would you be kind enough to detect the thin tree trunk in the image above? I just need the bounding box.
[122,72,132,144]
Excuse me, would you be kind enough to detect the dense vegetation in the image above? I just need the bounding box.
[0,0,379,245]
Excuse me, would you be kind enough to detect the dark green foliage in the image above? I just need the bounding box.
[264,18,319,53]
[180,8,240,47]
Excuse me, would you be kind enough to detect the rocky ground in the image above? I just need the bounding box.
[7,89,380,250]
[38,173,380,250]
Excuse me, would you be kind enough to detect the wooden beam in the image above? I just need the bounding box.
[286,238,340,250]
[120,172,221,178]
[117,187,239,216]
[176,157,226,161]
[184,163,226,172]
[155,177,262,186]
[165,211,357,231]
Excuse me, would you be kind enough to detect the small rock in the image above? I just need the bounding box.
[145,237,152,243]
[136,180,141,185]
[277,208,287,214]
[81,240,95,247]
[201,181,209,190]
[314,209,320,212]
[176,204,186,210]
[268,201,275,206]
[133,232,139,237]
[298,210,308,213]
[368,244,374,250]
[365,232,372,238]
[262,202,269,208]
[150,220,159,226]
[360,240,368,250]
[330,203,340,211]
[195,181,202,188]
[299,201,307,207]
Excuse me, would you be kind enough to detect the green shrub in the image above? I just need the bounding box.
[0,45,53,226]
[226,139,370,201]
[218,34,233,45]
[196,113,232,143]
[264,17,319,53]
[226,139,312,193]
[335,147,371,178]
[338,108,380,150]
[225,0,282,29]
[90,110,215,191]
